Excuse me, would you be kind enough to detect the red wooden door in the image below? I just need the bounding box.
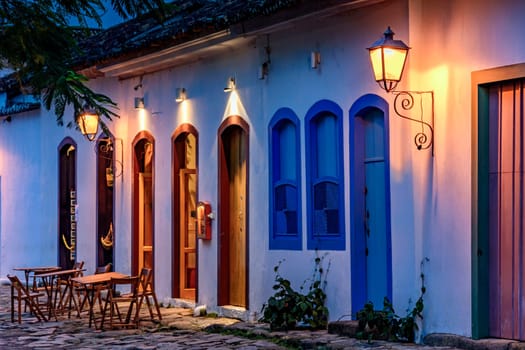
[488,80,525,340]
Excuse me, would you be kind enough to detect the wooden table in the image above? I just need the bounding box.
[71,272,128,328]
[13,266,61,291]
[34,268,85,320]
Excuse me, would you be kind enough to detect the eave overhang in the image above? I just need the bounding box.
[80,0,384,80]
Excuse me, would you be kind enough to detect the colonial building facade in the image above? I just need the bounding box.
[1,0,525,341]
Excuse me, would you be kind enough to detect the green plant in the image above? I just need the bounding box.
[356,258,428,343]
[355,298,395,342]
[260,254,330,331]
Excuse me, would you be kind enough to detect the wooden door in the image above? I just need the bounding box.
[179,168,197,299]
[96,137,114,268]
[488,80,525,340]
[172,127,198,300]
[218,119,249,308]
[351,106,392,311]
[228,129,246,306]
[133,135,154,277]
[138,171,153,270]
[58,140,77,270]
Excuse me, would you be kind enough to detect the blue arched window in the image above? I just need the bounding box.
[305,100,345,250]
[269,108,302,250]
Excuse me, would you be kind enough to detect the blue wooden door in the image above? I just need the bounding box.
[488,81,525,340]
[364,110,389,307]
[364,161,388,307]
[351,102,392,312]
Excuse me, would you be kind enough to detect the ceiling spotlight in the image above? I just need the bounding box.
[175,88,186,102]
[134,76,144,91]
[311,51,321,69]
[134,97,145,109]
[224,77,236,92]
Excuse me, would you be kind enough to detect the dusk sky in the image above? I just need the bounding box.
[68,1,123,28]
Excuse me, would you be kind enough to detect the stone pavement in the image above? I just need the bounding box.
[0,282,517,349]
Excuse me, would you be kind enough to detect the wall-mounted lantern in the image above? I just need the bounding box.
[367,26,434,155]
[368,26,409,93]
[77,106,99,141]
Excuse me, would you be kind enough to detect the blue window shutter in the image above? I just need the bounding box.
[305,100,345,250]
[313,181,339,236]
[274,183,298,235]
[269,108,302,250]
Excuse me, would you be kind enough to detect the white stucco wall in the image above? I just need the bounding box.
[402,0,525,338]
[0,0,409,324]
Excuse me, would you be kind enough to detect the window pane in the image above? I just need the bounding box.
[364,110,385,159]
[279,121,296,181]
[313,181,339,236]
[316,115,337,177]
[274,184,298,235]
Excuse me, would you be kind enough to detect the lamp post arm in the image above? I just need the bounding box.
[392,90,434,156]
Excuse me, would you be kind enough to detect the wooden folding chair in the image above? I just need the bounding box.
[57,261,85,316]
[78,263,112,313]
[100,275,140,330]
[7,274,47,323]
[136,267,162,321]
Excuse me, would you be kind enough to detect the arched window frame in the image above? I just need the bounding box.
[305,100,345,250]
[268,108,302,250]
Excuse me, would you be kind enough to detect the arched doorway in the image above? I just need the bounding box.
[132,132,155,277]
[96,136,115,269]
[58,138,77,270]
[350,94,392,312]
[172,124,198,300]
[218,116,249,308]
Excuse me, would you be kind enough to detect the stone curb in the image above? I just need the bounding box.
[424,333,525,350]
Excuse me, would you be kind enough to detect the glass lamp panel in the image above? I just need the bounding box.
[79,113,99,136]
[383,47,408,81]
[369,48,384,81]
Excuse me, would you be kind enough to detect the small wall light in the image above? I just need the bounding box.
[77,106,99,141]
[259,42,271,80]
[134,97,145,109]
[258,62,269,80]
[224,77,236,92]
[367,27,434,155]
[175,88,186,102]
[310,51,321,69]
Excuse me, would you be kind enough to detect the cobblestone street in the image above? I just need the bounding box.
[0,283,489,349]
